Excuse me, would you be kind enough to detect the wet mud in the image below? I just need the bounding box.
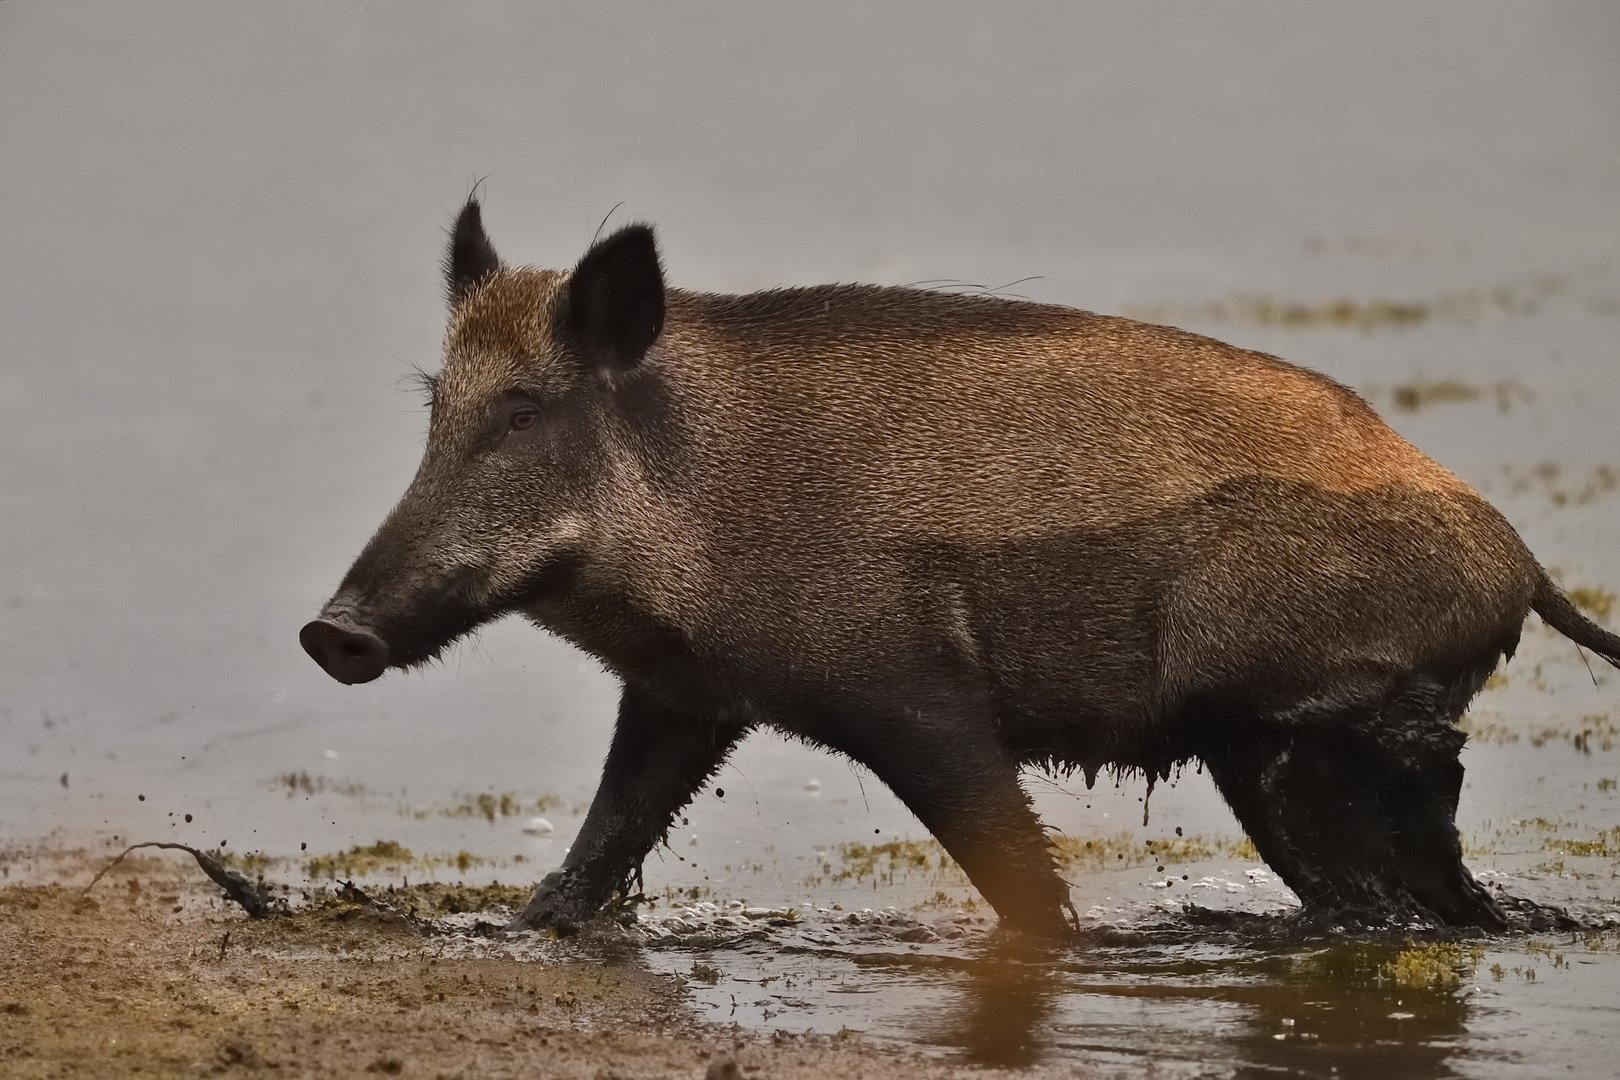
[0,863,1020,1080]
[9,844,1620,1078]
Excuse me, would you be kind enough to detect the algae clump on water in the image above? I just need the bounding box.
[1384,939,1485,989]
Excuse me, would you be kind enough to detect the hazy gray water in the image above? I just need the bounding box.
[3,4,1618,1076]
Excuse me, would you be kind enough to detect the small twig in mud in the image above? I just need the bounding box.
[84,842,289,919]
[218,930,231,961]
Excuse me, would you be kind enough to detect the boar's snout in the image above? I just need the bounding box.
[300,618,391,685]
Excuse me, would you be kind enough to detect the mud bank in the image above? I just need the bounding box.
[0,864,1074,1080]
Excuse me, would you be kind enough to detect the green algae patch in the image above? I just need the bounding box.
[1544,826,1620,859]
[396,790,566,822]
[1457,715,1519,745]
[301,842,510,881]
[817,828,1260,892]
[1500,463,1620,509]
[1391,379,1478,411]
[440,791,562,822]
[1050,832,1257,870]
[219,848,286,876]
[1569,586,1615,622]
[305,841,415,880]
[1124,277,1564,333]
[830,839,961,886]
[1459,712,1614,753]
[1503,466,1620,511]
[1384,939,1484,990]
[271,771,368,798]
[1127,295,1431,330]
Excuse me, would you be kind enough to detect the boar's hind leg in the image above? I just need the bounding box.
[1202,672,1505,930]
[1361,674,1506,929]
[511,683,744,934]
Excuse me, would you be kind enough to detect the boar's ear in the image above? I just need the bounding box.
[567,224,665,370]
[444,199,501,306]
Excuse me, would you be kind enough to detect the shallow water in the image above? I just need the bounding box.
[3,4,1619,1076]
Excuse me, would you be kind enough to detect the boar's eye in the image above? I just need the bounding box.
[490,393,542,445]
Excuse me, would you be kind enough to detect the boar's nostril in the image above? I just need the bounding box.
[299,619,390,685]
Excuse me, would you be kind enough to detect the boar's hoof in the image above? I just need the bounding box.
[299,619,390,684]
[507,869,595,936]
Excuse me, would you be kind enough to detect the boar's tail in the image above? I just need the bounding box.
[1531,574,1620,670]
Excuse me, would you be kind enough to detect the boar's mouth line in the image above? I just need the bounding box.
[323,555,584,681]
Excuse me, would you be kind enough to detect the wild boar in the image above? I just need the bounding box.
[301,198,1620,937]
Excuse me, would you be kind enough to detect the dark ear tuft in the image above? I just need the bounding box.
[567,224,665,369]
[444,199,501,305]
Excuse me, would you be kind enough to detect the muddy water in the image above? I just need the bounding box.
[3,4,1619,1076]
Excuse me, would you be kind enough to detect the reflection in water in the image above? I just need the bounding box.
[1222,944,1470,1080]
[930,940,1061,1067]
[716,917,1486,1077]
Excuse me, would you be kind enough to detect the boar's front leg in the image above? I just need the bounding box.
[511,683,744,933]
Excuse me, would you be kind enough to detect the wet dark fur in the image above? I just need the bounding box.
[305,200,1620,939]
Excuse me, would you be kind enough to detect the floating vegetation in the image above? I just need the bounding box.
[1569,586,1616,622]
[301,842,500,881]
[1498,464,1620,511]
[1384,939,1484,989]
[305,841,416,880]
[1457,718,1518,745]
[1389,379,1531,414]
[661,884,714,903]
[1240,297,1428,329]
[1124,277,1564,332]
[218,849,284,876]
[1466,816,1571,857]
[1051,832,1221,869]
[399,792,564,823]
[822,839,960,886]
[1543,826,1620,859]
[1524,939,1571,970]
[1459,714,1614,753]
[1488,963,1539,983]
[1515,817,1563,833]
[1534,714,1615,753]
[271,772,368,798]
[811,829,1261,889]
[437,850,497,874]
[1126,296,1428,330]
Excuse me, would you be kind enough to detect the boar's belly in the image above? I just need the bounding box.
[907,475,1534,757]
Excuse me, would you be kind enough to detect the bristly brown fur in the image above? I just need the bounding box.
[305,199,1618,938]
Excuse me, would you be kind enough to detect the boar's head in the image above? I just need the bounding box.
[301,199,664,684]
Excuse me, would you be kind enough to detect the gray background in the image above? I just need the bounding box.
[2,0,1616,885]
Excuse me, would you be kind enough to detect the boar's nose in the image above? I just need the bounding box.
[299,619,390,684]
